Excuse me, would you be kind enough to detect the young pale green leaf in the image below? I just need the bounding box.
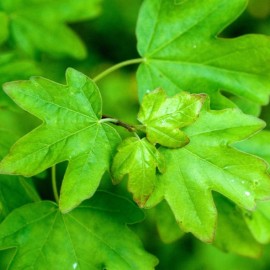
[0,192,158,269]
[137,88,205,148]
[112,137,165,207]
[0,0,102,58]
[136,0,270,109]
[146,102,270,242]
[213,194,262,258]
[243,200,270,244]
[0,68,121,213]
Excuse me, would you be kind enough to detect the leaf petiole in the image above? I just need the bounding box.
[100,116,147,140]
[93,58,144,82]
[133,132,141,140]
[100,115,137,132]
[51,165,59,204]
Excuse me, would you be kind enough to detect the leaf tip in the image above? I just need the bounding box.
[65,67,77,78]
[2,81,19,96]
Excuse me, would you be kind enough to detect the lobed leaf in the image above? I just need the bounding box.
[136,0,270,109]
[0,192,158,269]
[0,68,121,213]
[0,176,40,222]
[213,194,262,258]
[112,137,165,207]
[243,200,270,244]
[138,88,205,148]
[154,201,185,244]
[0,125,40,223]
[146,101,270,242]
[235,130,270,167]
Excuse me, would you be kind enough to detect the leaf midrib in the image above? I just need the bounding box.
[147,125,186,144]
[182,146,251,195]
[31,212,59,268]
[11,88,97,122]
[150,59,270,79]
[145,1,223,57]
[67,214,132,268]
[186,124,261,138]
[0,207,56,239]
[10,123,98,172]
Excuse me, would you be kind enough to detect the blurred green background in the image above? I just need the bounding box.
[1,0,270,269]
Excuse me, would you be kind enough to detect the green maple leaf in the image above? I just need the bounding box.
[136,0,270,109]
[152,201,184,244]
[0,0,101,58]
[0,176,40,222]
[235,130,270,168]
[0,192,158,269]
[145,100,270,242]
[111,137,165,207]
[0,68,121,213]
[243,200,270,244]
[213,194,261,258]
[137,88,205,148]
[0,126,40,223]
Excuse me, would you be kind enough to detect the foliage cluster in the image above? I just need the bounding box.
[1,0,270,269]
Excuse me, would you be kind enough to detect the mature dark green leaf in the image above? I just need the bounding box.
[146,101,270,242]
[0,192,158,269]
[213,194,262,258]
[0,110,39,222]
[0,176,40,222]
[137,89,205,148]
[0,68,121,213]
[136,0,270,109]
[112,137,165,207]
[0,0,102,58]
